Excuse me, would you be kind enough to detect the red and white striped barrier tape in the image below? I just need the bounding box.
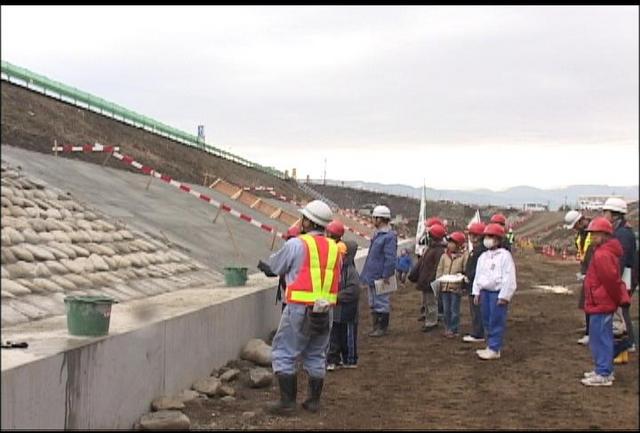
[53,144,120,153]
[108,151,288,240]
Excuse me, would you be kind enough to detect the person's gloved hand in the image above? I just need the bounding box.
[257,260,277,277]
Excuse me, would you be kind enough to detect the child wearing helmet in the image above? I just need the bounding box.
[581,217,631,386]
[435,231,468,338]
[471,223,517,360]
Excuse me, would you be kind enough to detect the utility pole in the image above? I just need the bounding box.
[323,158,327,186]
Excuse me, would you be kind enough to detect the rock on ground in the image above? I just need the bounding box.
[240,339,272,366]
[192,377,222,397]
[151,396,185,411]
[219,368,240,382]
[138,410,190,430]
[249,368,273,388]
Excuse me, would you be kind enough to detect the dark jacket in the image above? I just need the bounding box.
[612,218,638,290]
[334,240,360,323]
[464,242,487,293]
[409,240,446,292]
[584,238,630,314]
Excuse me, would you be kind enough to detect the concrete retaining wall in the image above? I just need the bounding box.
[1,239,412,429]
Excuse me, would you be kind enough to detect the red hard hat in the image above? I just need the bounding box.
[286,225,300,239]
[490,214,507,225]
[428,224,447,239]
[448,231,466,245]
[484,223,505,238]
[425,217,443,228]
[468,222,486,236]
[326,220,345,238]
[586,217,613,235]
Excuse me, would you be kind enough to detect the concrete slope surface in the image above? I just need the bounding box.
[1,155,222,327]
[1,145,295,275]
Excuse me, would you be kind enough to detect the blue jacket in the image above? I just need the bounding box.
[613,219,637,271]
[396,255,412,272]
[360,227,398,286]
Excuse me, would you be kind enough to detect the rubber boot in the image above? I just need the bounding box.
[368,312,381,337]
[370,313,387,337]
[301,376,324,413]
[266,373,297,415]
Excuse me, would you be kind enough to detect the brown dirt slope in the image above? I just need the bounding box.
[1,82,309,202]
[184,250,639,430]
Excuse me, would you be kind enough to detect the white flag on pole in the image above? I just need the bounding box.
[415,182,427,256]
[467,210,481,252]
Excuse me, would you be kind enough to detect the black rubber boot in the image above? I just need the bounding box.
[302,377,324,413]
[266,373,297,415]
[368,312,381,337]
[380,313,390,334]
[370,312,387,337]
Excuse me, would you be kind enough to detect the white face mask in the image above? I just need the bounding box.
[483,237,495,249]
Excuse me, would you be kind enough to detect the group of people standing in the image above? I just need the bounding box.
[406,213,517,359]
[259,200,397,415]
[563,197,638,386]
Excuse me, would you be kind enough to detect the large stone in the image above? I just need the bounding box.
[68,244,90,257]
[8,298,49,320]
[31,278,64,294]
[192,377,222,396]
[138,411,190,431]
[64,273,95,289]
[45,208,62,219]
[9,206,28,218]
[44,219,63,232]
[11,245,35,262]
[240,339,272,366]
[24,207,41,218]
[248,368,273,388]
[2,279,31,296]
[61,258,85,274]
[39,232,55,243]
[151,396,185,412]
[3,227,25,245]
[24,244,56,261]
[49,242,77,258]
[217,385,236,397]
[175,389,203,404]
[219,368,241,382]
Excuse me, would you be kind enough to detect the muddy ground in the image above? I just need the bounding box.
[183,250,639,430]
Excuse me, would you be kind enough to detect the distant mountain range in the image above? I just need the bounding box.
[310,180,639,210]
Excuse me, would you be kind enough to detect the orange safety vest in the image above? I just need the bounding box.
[286,234,341,306]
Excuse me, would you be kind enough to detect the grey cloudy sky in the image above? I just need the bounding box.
[2,6,638,190]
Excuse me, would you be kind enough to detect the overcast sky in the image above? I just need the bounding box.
[2,6,638,190]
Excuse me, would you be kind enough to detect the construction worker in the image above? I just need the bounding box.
[264,200,342,415]
[360,205,398,337]
[472,223,517,360]
[463,222,487,343]
[258,225,301,312]
[602,197,638,354]
[564,210,593,345]
[490,214,512,251]
[326,219,347,257]
[581,217,630,386]
[408,223,447,331]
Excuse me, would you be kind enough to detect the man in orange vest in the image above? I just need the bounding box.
[264,200,342,415]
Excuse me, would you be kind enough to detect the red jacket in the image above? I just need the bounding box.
[584,238,631,314]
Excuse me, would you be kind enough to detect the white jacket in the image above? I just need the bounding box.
[471,248,517,301]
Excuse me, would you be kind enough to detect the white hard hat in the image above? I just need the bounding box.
[300,200,333,227]
[602,197,627,214]
[563,210,583,229]
[372,205,391,219]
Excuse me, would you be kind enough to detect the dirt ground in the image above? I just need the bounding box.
[0,82,308,201]
[183,250,639,430]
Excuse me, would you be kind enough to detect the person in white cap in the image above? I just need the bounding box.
[360,205,398,337]
[264,200,342,415]
[564,210,593,345]
[602,197,637,354]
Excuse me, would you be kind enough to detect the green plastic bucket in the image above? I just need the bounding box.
[223,267,248,287]
[64,295,118,337]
